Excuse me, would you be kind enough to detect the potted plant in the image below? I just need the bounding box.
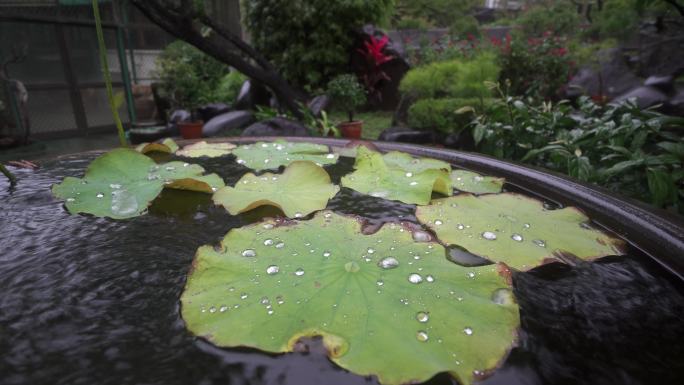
[327,74,366,139]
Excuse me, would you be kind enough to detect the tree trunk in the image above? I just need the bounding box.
[130,0,307,118]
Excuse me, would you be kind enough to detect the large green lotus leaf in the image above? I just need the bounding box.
[232,140,339,171]
[340,147,452,205]
[451,170,504,194]
[213,161,339,218]
[181,211,519,385]
[383,151,452,174]
[416,194,624,270]
[134,138,179,154]
[52,149,224,219]
[176,141,236,158]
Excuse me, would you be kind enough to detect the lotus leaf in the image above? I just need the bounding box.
[52,148,224,219]
[134,138,179,154]
[451,170,504,194]
[181,211,519,385]
[176,141,236,158]
[416,194,624,270]
[340,147,451,205]
[213,161,339,218]
[232,140,338,171]
[383,151,451,174]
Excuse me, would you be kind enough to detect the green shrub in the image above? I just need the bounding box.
[327,74,367,122]
[214,71,248,103]
[155,40,229,111]
[399,52,499,99]
[408,97,489,133]
[243,0,394,92]
[584,0,640,40]
[517,4,581,37]
[394,17,432,30]
[449,15,481,39]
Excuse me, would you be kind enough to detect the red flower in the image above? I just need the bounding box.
[357,35,394,67]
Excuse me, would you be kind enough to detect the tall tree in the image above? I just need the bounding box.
[130,0,306,117]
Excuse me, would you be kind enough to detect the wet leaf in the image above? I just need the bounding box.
[382,151,451,174]
[176,141,236,158]
[416,194,624,270]
[134,138,179,154]
[181,211,519,385]
[232,140,338,171]
[52,148,224,219]
[451,170,504,194]
[341,147,451,205]
[213,161,339,218]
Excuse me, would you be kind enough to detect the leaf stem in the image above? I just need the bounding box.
[0,163,16,185]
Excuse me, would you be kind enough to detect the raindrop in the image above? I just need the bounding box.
[236,159,245,164]
[482,231,497,240]
[66,198,75,202]
[408,273,423,284]
[211,187,218,192]
[367,248,375,254]
[275,242,285,249]
[266,265,280,275]
[242,249,256,257]
[457,224,465,230]
[523,223,531,229]
[426,275,435,283]
[276,296,285,305]
[96,193,104,198]
[165,166,175,171]
[409,181,418,186]
[416,331,429,342]
[378,257,399,269]
[219,305,228,312]
[267,309,274,315]
[376,279,384,286]
[412,230,431,242]
[240,293,248,300]
[294,268,305,276]
[416,312,429,323]
[260,297,270,305]
[209,306,217,313]
[323,251,331,257]
[326,153,335,159]
[533,239,546,247]
[463,327,473,335]
[294,212,303,218]
[324,212,332,218]
[446,245,492,267]
[109,183,121,189]
[264,239,274,246]
[511,233,523,242]
[467,272,476,279]
[405,172,413,177]
[434,220,443,225]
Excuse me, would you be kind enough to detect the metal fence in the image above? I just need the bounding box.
[0,0,242,141]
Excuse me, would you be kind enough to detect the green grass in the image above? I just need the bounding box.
[328,110,393,140]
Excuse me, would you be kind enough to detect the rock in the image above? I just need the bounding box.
[392,94,417,127]
[307,95,331,117]
[378,126,439,144]
[203,110,255,137]
[197,103,232,122]
[566,48,641,100]
[241,117,311,137]
[166,109,191,136]
[234,80,272,110]
[613,86,668,109]
[443,130,475,151]
[644,75,675,94]
[663,87,684,117]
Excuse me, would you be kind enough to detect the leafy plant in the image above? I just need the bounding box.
[214,71,248,103]
[232,141,338,171]
[327,74,367,122]
[243,0,395,91]
[408,97,488,133]
[356,35,395,103]
[470,92,684,213]
[318,111,340,137]
[515,4,581,38]
[181,210,519,385]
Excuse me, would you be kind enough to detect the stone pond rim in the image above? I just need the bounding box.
[66,136,684,279]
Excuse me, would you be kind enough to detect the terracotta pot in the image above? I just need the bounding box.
[338,121,363,139]
[178,121,204,139]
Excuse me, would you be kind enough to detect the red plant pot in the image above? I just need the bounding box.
[338,121,363,139]
[178,121,204,139]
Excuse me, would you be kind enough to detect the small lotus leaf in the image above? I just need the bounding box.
[181,211,519,385]
[176,141,236,158]
[383,151,452,174]
[134,138,179,154]
[232,140,338,171]
[416,194,624,270]
[340,147,451,205]
[212,161,340,218]
[52,149,224,219]
[452,170,504,194]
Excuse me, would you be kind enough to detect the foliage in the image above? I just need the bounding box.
[0,163,15,185]
[155,40,229,114]
[327,74,367,122]
[583,0,641,40]
[214,71,247,103]
[243,0,395,91]
[449,15,481,39]
[181,210,519,385]
[399,52,499,99]
[341,147,451,205]
[394,16,432,30]
[408,97,488,133]
[451,170,504,194]
[356,35,395,103]
[213,161,339,218]
[393,0,479,27]
[232,141,338,171]
[470,93,684,213]
[51,149,224,219]
[176,141,236,158]
[417,193,624,271]
[516,4,581,38]
[496,32,575,101]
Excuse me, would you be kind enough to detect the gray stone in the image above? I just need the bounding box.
[234,80,272,110]
[198,103,232,122]
[378,126,438,144]
[613,86,668,109]
[307,95,331,117]
[241,117,311,137]
[203,110,255,137]
[566,48,642,99]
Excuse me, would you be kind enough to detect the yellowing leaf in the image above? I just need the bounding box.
[134,138,179,154]
[176,141,236,158]
[213,161,339,218]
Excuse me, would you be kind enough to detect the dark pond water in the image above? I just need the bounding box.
[1,152,683,385]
